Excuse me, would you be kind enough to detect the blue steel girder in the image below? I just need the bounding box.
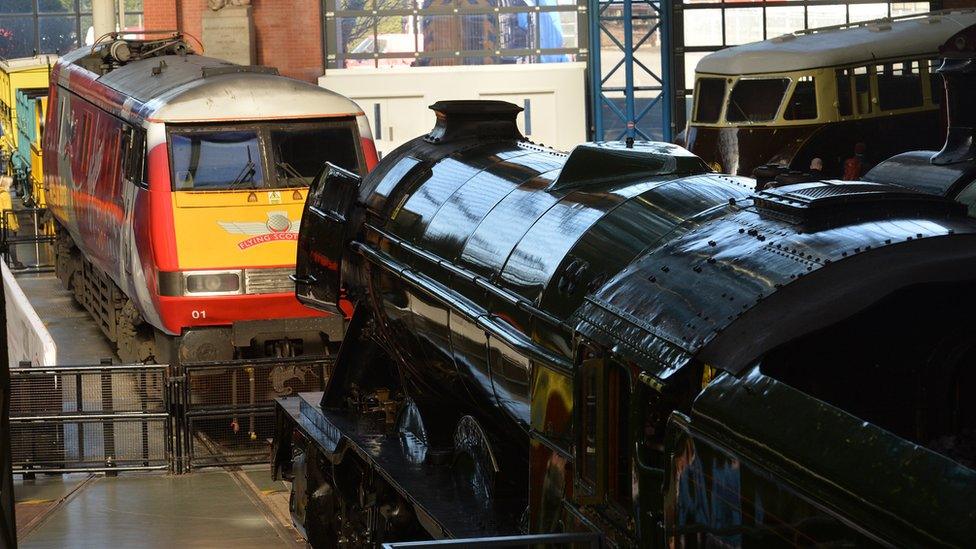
[587,0,672,142]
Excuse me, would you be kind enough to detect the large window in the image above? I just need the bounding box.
[169,121,362,191]
[693,77,725,123]
[726,78,788,123]
[170,130,266,191]
[324,0,583,69]
[0,0,143,59]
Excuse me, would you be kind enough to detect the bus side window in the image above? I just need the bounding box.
[853,66,871,115]
[928,58,944,105]
[835,68,852,116]
[784,76,817,120]
[876,61,922,111]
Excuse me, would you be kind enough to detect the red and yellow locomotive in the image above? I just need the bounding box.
[43,34,377,363]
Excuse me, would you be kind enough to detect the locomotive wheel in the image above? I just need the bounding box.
[452,415,499,501]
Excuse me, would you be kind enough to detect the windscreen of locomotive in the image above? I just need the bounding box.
[270,123,360,187]
[169,122,359,190]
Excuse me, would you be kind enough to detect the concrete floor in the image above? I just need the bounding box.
[6,215,302,547]
[14,272,119,365]
[14,468,300,548]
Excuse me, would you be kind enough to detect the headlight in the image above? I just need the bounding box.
[158,270,243,296]
[184,272,242,295]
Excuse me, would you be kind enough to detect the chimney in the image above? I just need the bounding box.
[424,100,524,145]
[933,24,976,165]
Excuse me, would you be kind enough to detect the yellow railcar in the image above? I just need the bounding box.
[0,55,55,205]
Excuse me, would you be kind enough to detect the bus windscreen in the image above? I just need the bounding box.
[726,78,789,123]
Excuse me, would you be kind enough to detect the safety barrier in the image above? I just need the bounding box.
[2,261,56,367]
[175,355,333,471]
[1,207,55,274]
[8,362,171,474]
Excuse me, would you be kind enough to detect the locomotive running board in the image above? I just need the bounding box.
[275,392,524,540]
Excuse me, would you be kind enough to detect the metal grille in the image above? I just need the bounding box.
[8,364,170,473]
[179,355,332,470]
[186,412,276,468]
[244,267,296,295]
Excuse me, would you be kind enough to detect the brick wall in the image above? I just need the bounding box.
[143,0,323,83]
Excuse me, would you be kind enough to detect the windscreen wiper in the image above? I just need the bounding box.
[275,160,304,182]
[229,145,257,187]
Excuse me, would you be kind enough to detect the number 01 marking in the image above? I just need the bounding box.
[191,310,207,319]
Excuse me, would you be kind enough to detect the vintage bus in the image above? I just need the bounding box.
[685,10,976,177]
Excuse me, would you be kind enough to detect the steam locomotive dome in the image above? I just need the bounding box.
[340,99,976,431]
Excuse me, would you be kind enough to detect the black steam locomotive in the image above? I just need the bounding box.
[272,26,976,548]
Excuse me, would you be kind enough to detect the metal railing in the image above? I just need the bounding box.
[8,361,171,475]
[382,533,603,548]
[1,207,55,274]
[177,355,333,471]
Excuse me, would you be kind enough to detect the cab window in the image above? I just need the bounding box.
[170,129,265,191]
[783,75,817,120]
[726,78,788,123]
[876,60,922,111]
[577,355,633,508]
[270,121,360,188]
[693,78,726,123]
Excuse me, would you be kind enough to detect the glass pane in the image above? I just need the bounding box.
[79,0,92,10]
[498,11,532,50]
[849,3,888,23]
[339,0,372,11]
[337,16,376,54]
[169,130,265,191]
[876,61,922,111]
[765,6,804,39]
[694,77,725,123]
[807,5,846,28]
[80,14,93,45]
[124,0,143,10]
[552,10,576,49]
[39,0,74,14]
[270,124,359,187]
[890,2,930,17]
[376,16,416,52]
[124,12,143,30]
[39,15,78,54]
[725,8,763,46]
[420,15,459,52]
[683,9,721,47]
[0,17,36,58]
[783,75,817,120]
[683,51,708,89]
[726,78,789,122]
[0,0,32,15]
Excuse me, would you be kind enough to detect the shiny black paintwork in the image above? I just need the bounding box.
[288,95,976,547]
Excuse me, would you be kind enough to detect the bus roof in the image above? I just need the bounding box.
[696,10,976,76]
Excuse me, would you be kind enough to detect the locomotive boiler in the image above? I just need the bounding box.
[272,27,976,548]
[43,33,377,364]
